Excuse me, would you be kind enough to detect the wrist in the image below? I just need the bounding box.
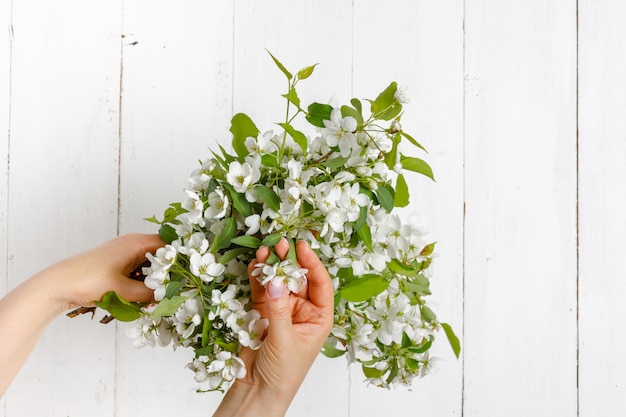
[213,379,292,417]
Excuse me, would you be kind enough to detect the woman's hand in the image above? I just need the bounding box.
[0,233,164,397]
[43,233,164,313]
[213,239,334,417]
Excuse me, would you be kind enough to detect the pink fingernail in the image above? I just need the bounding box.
[268,280,285,299]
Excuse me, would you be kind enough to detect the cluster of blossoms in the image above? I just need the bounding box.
[98,55,458,392]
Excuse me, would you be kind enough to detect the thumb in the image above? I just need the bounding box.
[264,280,293,339]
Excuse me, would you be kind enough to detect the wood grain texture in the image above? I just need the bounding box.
[3,1,122,416]
[463,1,578,416]
[0,2,11,416]
[579,1,626,415]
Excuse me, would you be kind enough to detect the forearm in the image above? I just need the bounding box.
[212,381,292,417]
[0,271,65,397]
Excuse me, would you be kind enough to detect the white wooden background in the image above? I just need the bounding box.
[0,1,623,416]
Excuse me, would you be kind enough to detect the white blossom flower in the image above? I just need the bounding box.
[190,252,225,283]
[205,188,229,219]
[394,85,410,104]
[181,190,205,226]
[210,284,243,321]
[143,244,178,301]
[187,160,215,191]
[226,161,261,194]
[323,108,359,157]
[206,351,247,386]
[173,297,203,340]
[237,309,269,350]
[252,260,308,294]
[179,232,209,256]
[125,315,172,348]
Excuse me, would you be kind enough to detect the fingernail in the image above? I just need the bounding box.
[268,280,285,299]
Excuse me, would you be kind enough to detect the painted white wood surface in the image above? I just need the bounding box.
[1,2,11,416]
[3,1,625,416]
[3,1,122,416]
[579,1,626,416]
[463,1,578,416]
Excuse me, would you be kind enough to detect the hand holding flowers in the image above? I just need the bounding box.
[90,53,460,392]
[213,238,334,417]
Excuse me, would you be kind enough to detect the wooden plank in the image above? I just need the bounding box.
[3,1,121,415]
[0,3,11,417]
[463,2,578,416]
[578,1,626,415]
[114,2,233,415]
[350,0,464,415]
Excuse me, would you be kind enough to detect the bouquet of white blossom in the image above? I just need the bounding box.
[92,53,459,392]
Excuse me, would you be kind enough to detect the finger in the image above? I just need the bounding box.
[295,240,333,311]
[249,246,270,304]
[118,234,166,274]
[274,238,289,259]
[111,278,154,304]
[264,277,293,341]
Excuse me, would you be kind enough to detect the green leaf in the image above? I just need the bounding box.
[261,233,282,247]
[253,185,281,212]
[371,82,397,114]
[400,155,435,181]
[265,250,280,265]
[231,235,263,249]
[340,104,363,127]
[296,64,318,80]
[421,305,437,323]
[306,102,333,127]
[159,224,178,244]
[404,276,431,296]
[266,49,292,80]
[282,87,301,109]
[219,247,251,264]
[152,295,188,318]
[405,357,420,371]
[165,281,185,299]
[230,113,259,159]
[353,205,368,232]
[278,122,308,155]
[201,310,211,348]
[384,133,401,170]
[351,98,362,114]
[394,174,409,207]
[341,275,389,302]
[387,258,418,277]
[261,153,280,168]
[321,341,346,358]
[94,291,145,322]
[362,364,385,379]
[370,81,403,120]
[144,216,160,224]
[419,242,436,257]
[321,155,349,170]
[213,217,238,252]
[400,131,427,152]
[441,322,461,358]
[375,185,395,213]
[222,183,252,217]
[408,338,433,354]
[286,239,297,264]
[357,222,372,251]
